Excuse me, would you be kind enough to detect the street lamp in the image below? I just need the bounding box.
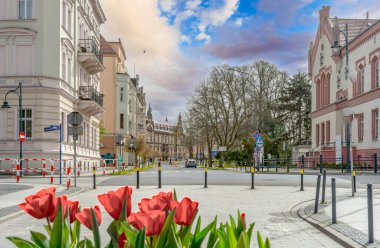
[331,23,349,80]
[1,82,23,175]
[331,23,351,172]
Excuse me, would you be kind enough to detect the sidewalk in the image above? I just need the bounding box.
[0,184,348,247]
[304,187,380,247]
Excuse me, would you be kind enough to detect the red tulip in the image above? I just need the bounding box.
[19,192,55,219]
[25,187,56,203]
[49,195,79,223]
[75,205,102,230]
[97,186,132,220]
[174,197,198,226]
[127,210,166,236]
[240,213,246,229]
[118,232,127,248]
[153,191,172,206]
[138,197,167,213]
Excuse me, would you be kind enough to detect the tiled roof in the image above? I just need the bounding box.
[100,35,116,55]
[330,18,379,44]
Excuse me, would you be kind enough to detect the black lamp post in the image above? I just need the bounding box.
[331,23,350,172]
[1,82,23,175]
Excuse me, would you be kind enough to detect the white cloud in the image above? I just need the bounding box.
[186,0,202,10]
[200,0,239,26]
[101,0,209,119]
[180,35,191,44]
[234,17,243,26]
[196,32,211,43]
[159,0,176,13]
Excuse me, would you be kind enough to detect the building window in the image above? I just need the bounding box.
[373,109,379,140]
[62,52,66,81]
[372,57,379,89]
[19,0,32,19]
[120,114,124,129]
[358,114,364,142]
[120,87,124,102]
[358,65,365,95]
[316,124,320,146]
[321,123,325,145]
[21,109,32,139]
[326,121,330,144]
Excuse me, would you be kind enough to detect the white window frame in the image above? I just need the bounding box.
[120,87,124,102]
[376,59,379,88]
[16,108,33,140]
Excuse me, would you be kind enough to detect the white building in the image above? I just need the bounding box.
[0,0,106,170]
[309,6,380,165]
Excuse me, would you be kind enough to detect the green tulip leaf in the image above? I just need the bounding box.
[62,205,70,248]
[226,223,237,248]
[50,202,63,248]
[173,188,178,201]
[91,208,101,248]
[236,233,247,248]
[194,216,201,235]
[166,226,181,248]
[106,220,119,248]
[43,225,51,236]
[236,211,244,235]
[72,220,81,244]
[190,218,215,248]
[229,215,238,239]
[30,231,48,248]
[247,223,255,243]
[206,217,218,248]
[216,230,228,248]
[135,228,146,248]
[155,209,175,248]
[257,232,270,248]
[119,198,127,221]
[120,221,137,247]
[84,237,94,248]
[6,236,38,248]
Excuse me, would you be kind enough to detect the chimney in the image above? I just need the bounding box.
[319,6,330,22]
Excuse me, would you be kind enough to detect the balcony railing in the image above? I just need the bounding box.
[78,38,103,64]
[79,86,103,106]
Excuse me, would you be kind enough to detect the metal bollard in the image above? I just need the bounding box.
[93,166,96,189]
[321,169,327,203]
[204,166,208,188]
[331,178,337,224]
[319,154,323,174]
[367,184,374,243]
[136,167,140,189]
[314,174,321,213]
[374,153,378,174]
[251,166,255,189]
[353,170,356,193]
[158,162,162,188]
[300,155,304,191]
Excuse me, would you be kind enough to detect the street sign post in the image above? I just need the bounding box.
[19,132,25,142]
[44,124,63,184]
[67,112,83,187]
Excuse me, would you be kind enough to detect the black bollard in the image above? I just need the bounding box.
[353,170,356,193]
[332,178,337,224]
[374,153,378,174]
[136,167,140,189]
[251,166,255,189]
[204,166,208,188]
[368,184,374,243]
[319,154,323,174]
[300,155,304,191]
[158,162,162,188]
[92,166,96,189]
[321,169,327,203]
[314,174,322,213]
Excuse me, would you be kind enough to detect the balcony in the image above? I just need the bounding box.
[78,86,104,115]
[78,38,105,74]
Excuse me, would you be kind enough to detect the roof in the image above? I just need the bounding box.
[330,17,379,45]
[154,120,176,127]
[100,35,117,55]
[109,39,127,60]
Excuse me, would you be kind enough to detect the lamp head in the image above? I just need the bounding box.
[331,40,342,54]
[1,101,10,109]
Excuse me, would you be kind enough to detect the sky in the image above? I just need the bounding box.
[100,0,380,122]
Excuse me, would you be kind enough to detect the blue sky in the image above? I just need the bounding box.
[101,0,380,122]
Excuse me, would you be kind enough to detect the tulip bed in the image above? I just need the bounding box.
[7,186,270,248]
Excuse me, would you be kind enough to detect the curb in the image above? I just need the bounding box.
[301,193,380,248]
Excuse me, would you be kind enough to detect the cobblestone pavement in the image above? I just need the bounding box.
[0,185,345,247]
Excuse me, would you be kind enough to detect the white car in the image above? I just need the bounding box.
[185,159,197,168]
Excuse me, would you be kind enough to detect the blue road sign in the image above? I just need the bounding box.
[211,150,218,157]
[44,125,60,132]
[256,136,264,145]
[253,130,260,141]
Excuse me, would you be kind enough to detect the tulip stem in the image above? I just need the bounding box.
[46,217,52,231]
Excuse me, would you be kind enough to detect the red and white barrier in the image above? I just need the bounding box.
[42,162,46,177]
[102,162,106,176]
[77,163,80,177]
[67,166,71,189]
[16,163,20,183]
[50,163,54,184]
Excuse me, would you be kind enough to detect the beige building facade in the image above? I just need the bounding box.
[0,0,106,170]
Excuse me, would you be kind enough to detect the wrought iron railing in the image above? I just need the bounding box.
[78,38,103,64]
[79,86,103,106]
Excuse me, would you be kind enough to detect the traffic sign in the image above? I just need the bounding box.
[252,130,260,141]
[118,156,123,163]
[44,125,60,132]
[68,126,84,136]
[20,132,25,142]
[256,136,264,145]
[211,150,218,157]
[219,146,227,152]
[68,112,83,126]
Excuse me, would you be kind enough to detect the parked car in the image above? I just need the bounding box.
[185,159,197,168]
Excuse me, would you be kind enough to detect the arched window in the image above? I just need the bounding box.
[316,79,320,109]
[372,57,379,89]
[357,64,365,96]
[321,74,325,107]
